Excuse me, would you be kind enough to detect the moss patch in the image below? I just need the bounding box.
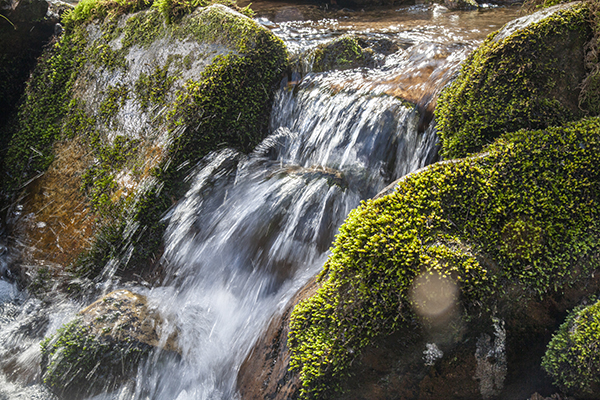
[435,3,592,159]
[542,299,600,397]
[288,117,600,399]
[2,29,87,193]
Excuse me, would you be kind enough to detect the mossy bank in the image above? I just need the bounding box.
[1,0,287,290]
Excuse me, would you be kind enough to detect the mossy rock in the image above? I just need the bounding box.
[542,299,600,398]
[2,0,287,288]
[442,0,479,11]
[40,289,178,397]
[435,2,592,159]
[311,36,374,73]
[287,116,600,399]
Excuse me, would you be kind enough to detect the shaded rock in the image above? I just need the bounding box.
[443,0,479,10]
[528,393,574,400]
[435,2,592,158]
[10,0,48,22]
[3,1,287,291]
[542,299,600,398]
[41,289,178,398]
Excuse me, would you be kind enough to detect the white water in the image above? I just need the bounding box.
[0,4,521,399]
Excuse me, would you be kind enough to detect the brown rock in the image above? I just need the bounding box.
[237,277,318,400]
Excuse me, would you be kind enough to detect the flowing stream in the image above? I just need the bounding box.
[0,4,521,399]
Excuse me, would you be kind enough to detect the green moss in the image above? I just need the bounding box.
[171,4,260,53]
[435,4,591,159]
[312,36,371,73]
[99,83,130,122]
[134,62,176,111]
[40,318,150,397]
[154,0,252,23]
[542,300,600,396]
[62,0,151,28]
[288,117,600,399]
[81,134,139,214]
[121,7,165,48]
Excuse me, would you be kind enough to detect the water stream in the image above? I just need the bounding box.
[0,4,521,399]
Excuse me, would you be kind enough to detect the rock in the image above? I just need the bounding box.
[40,289,178,398]
[243,115,600,399]
[311,35,374,72]
[542,299,600,398]
[237,277,317,400]
[435,2,592,158]
[2,0,287,291]
[443,0,479,10]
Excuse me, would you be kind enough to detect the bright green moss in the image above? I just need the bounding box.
[435,4,592,159]
[121,8,165,48]
[288,117,600,399]
[40,318,150,397]
[171,4,260,53]
[312,36,371,73]
[134,62,176,111]
[542,300,600,396]
[62,0,151,28]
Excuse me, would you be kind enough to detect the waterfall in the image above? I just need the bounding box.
[0,5,523,399]
[113,65,436,398]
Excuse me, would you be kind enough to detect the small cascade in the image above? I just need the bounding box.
[115,61,431,399]
[0,4,524,399]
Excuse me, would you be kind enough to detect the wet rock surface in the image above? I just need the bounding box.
[40,289,178,398]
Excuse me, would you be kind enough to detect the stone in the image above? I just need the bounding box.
[3,1,288,292]
[41,289,178,398]
[435,2,592,158]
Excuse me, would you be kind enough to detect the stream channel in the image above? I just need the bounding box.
[0,3,522,399]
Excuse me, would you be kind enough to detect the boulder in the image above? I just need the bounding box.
[2,0,287,291]
[240,115,600,399]
[435,2,592,158]
[41,289,178,398]
[542,299,600,398]
[311,36,374,72]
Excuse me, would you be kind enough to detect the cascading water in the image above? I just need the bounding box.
[0,4,522,399]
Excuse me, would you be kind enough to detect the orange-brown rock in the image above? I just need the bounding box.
[237,277,318,400]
